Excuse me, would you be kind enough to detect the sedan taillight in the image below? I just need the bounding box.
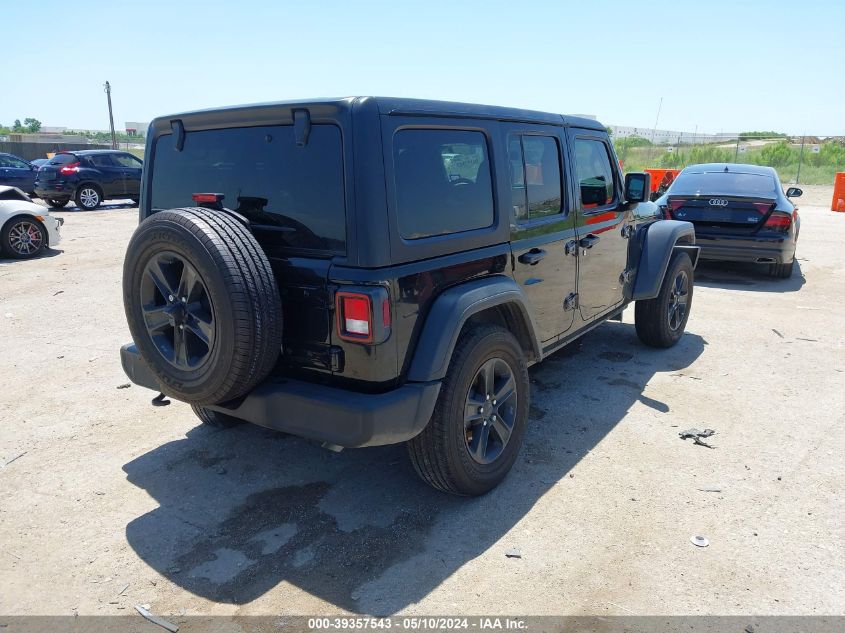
[763,211,792,233]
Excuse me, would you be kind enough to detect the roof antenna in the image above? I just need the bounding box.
[724,165,729,172]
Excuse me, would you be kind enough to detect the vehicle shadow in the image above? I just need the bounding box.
[123,321,705,613]
[40,199,137,213]
[693,259,805,293]
[0,248,63,263]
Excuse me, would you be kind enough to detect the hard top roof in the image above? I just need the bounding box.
[152,96,606,130]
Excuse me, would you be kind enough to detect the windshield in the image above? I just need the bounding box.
[150,124,346,254]
[669,171,777,198]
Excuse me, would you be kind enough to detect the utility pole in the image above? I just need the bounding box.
[104,81,117,149]
[796,134,805,184]
[647,96,663,166]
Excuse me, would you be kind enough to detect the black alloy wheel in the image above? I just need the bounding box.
[140,251,215,371]
[667,269,690,331]
[464,357,518,465]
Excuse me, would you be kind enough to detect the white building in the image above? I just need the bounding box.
[125,122,151,137]
[609,125,736,146]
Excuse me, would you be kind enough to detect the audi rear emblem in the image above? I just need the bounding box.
[709,198,729,207]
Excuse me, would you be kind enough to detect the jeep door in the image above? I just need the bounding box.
[506,126,576,344]
[568,132,631,321]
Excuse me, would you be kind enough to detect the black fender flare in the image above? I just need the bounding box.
[632,220,700,301]
[407,275,542,382]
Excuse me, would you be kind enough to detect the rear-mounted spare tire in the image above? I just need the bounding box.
[123,207,283,405]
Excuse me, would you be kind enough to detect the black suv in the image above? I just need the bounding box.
[120,98,699,495]
[34,149,143,210]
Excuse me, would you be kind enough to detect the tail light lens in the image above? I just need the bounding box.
[59,162,80,175]
[764,211,792,233]
[336,292,373,342]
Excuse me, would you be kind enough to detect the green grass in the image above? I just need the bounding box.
[613,141,844,186]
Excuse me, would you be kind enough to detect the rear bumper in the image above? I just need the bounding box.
[120,343,440,448]
[695,235,795,264]
[34,182,73,199]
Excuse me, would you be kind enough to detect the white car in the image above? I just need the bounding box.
[0,185,62,259]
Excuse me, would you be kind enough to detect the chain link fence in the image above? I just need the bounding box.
[611,132,845,186]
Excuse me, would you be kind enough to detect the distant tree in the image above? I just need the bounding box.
[758,141,796,167]
[12,119,22,132]
[739,130,788,141]
[23,118,41,133]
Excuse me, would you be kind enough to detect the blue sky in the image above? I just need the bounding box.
[3,0,843,134]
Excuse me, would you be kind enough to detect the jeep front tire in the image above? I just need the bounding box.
[635,251,693,348]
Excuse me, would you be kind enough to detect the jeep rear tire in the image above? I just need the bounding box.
[408,325,530,496]
[191,405,244,428]
[123,207,283,405]
[635,251,693,348]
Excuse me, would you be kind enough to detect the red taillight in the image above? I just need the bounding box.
[336,292,372,342]
[59,162,80,175]
[192,193,224,203]
[764,211,792,232]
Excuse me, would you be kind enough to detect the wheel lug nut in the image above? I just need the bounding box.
[478,406,484,414]
[181,297,187,303]
[179,324,184,330]
[486,394,490,400]
[483,421,488,426]
[492,399,497,406]
[168,294,174,302]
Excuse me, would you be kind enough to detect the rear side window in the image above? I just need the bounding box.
[112,154,143,168]
[151,125,346,253]
[88,155,115,167]
[393,129,494,240]
[573,139,616,207]
[508,135,563,221]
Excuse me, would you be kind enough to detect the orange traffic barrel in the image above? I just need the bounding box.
[644,168,680,193]
[833,173,845,212]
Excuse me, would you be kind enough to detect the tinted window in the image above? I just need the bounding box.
[49,154,77,165]
[112,153,143,168]
[669,171,778,198]
[151,125,346,253]
[573,139,616,207]
[394,129,493,240]
[508,135,563,221]
[3,155,30,169]
[89,154,115,167]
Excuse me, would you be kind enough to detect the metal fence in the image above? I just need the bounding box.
[611,133,845,186]
[0,141,110,161]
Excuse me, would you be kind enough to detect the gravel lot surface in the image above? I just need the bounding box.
[1,186,843,618]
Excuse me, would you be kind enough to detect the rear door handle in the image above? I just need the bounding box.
[579,234,600,249]
[518,248,546,265]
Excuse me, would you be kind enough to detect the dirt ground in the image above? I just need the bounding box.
[1,186,843,619]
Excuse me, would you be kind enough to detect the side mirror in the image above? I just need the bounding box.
[786,187,802,198]
[625,172,651,204]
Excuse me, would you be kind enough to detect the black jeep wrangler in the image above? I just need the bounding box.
[120,97,698,496]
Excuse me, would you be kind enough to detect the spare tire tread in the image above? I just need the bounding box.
[123,207,282,405]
